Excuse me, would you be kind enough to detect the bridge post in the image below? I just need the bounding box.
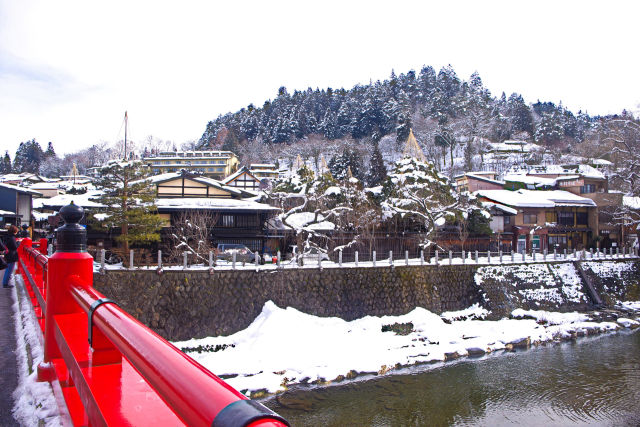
[18,238,32,277]
[38,203,94,382]
[38,237,48,255]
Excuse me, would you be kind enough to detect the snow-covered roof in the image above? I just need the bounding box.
[623,196,640,210]
[481,201,518,216]
[508,164,605,180]
[0,182,42,196]
[475,189,597,208]
[0,209,16,216]
[591,158,613,166]
[155,197,278,212]
[42,190,106,209]
[31,211,50,221]
[502,173,582,188]
[465,173,504,185]
[488,141,541,153]
[28,182,61,190]
[32,198,46,209]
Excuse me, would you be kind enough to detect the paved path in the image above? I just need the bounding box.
[0,281,19,426]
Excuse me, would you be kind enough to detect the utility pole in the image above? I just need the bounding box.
[124,111,128,160]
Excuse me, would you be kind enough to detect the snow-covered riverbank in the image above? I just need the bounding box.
[173,300,640,397]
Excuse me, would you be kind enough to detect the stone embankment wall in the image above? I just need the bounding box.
[93,259,640,341]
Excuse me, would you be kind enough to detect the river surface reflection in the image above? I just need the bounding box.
[265,330,640,426]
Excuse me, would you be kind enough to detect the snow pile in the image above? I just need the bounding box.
[619,301,640,311]
[440,303,489,321]
[173,301,634,395]
[475,263,588,307]
[581,261,634,277]
[11,276,61,426]
[552,263,587,303]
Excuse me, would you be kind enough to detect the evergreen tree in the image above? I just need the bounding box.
[13,139,44,174]
[94,160,164,264]
[328,148,364,181]
[1,151,11,174]
[365,141,387,186]
[535,111,565,146]
[508,93,534,136]
[44,141,56,158]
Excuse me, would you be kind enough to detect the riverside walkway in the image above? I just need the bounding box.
[0,285,18,426]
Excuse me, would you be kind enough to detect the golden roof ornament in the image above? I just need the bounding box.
[402,129,426,162]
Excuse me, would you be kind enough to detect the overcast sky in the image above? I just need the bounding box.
[1,0,639,157]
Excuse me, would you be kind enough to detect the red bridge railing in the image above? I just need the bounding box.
[17,203,289,427]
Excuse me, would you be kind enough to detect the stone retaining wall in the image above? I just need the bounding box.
[93,259,640,341]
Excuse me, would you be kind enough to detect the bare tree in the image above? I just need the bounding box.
[166,210,220,263]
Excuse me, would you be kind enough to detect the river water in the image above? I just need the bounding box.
[265,330,640,426]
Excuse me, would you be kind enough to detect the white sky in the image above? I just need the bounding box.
[1,0,639,156]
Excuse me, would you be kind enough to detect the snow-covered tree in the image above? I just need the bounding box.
[379,157,467,249]
[1,151,11,174]
[365,141,387,186]
[604,118,640,230]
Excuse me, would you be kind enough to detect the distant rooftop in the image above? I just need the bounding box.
[143,150,236,159]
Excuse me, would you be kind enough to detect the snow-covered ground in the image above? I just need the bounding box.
[93,251,638,273]
[173,300,640,396]
[10,275,61,426]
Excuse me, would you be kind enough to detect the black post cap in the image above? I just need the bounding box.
[55,202,87,253]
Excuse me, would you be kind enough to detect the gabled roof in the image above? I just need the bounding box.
[222,167,259,185]
[0,182,42,196]
[42,190,106,209]
[475,189,596,208]
[464,173,504,186]
[150,171,255,198]
[481,201,518,216]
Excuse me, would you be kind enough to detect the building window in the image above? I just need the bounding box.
[546,211,557,223]
[504,216,511,225]
[221,215,234,227]
[523,213,537,224]
[576,212,588,226]
[235,215,258,228]
[580,184,596,193]
[558,211,574,226]
[549,235,567,247]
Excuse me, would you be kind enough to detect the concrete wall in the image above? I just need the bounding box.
[93,259,640,341]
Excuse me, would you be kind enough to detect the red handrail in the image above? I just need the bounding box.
[70,284,250,427]
[17,235,289,427]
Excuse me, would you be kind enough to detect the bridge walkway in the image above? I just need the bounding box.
[0,283,19,426]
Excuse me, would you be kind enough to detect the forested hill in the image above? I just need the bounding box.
[198,64,595,151]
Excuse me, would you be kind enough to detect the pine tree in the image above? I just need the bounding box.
[328,148,364,181]
[45,141,56,158]
[365,141,387,186]
[13,139,44,173]
[1,151,11,174]
[94,160,164,264]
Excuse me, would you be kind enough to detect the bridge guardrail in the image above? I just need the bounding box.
[17,202,289,427]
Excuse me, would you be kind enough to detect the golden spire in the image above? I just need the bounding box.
[292,154,305,171]
[402,129,426,162]
[320,154,332,178]
[346,166,353,180]
[71,162,78,184]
